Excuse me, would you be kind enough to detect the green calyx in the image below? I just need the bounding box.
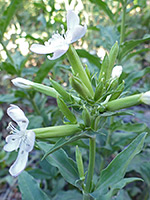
[33,124,82,138]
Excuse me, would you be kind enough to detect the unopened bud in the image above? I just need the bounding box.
[140,91,150,105]
[109,80,125,101]
[57,96,77,123]
[33,124,82,138]
[12,77,33,89]
[111,65,123,79]
[82,106,91,127]
[70,76,93,100]
[94,79,104,101]
[76,146,85,181]
[106,41,119,80]
[12,77,58,98]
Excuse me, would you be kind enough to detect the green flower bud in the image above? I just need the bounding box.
[33,83,58,98]
[85,64,91,81]
[106,41,119,80]
[50,78,72,102]
[33,124,82,138]
[76,146,85,181]
[67,45,94,96]
[107,78,119,92]
[12,77,58,98]
[105,94,142,111]
[98,54,109,82]
[57,96,77,123]
[94,79,104,101]
[109,80,125,101]
[70,76,93,100]
[82,106,91,127]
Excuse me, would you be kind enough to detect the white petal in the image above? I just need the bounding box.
[30,44,54,54]
[111,65,123,79]
[47,47,69,60]
[12,78,33,89]
[3,135,21,152]
[9,145,29,177]
[67,10,79,30]
[66,24,87,44]
[24,130,35,152]
[7,105,29,131]
[141,91,150,105]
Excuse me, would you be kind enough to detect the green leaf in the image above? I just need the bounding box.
[76,49,101,69]
[100,110,134,117]
[106,178,143,199]
[42,133,89,159]
[34,60,55,83]
[125,67,150,89]
[0,94,19,103]
[122,48,150,62]
[18,171,50,200]
[113,189,131,200]
[53,190,82,200]
[0,0,22,40]
[118,36,150,61]
[89,0,114,22]
[0,62,17,75]
[92,132,147,198]
[37,142,80,188]
[111,120,147,133]
[28,169,52,180]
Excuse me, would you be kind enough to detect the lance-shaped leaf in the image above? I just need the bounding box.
[42,133,89,159]
[18,171,50,200]
[0,0,21,41]
[91,132,147,198]
[118,35,150,62]
[37,142,80,188]
[89,0,114,23]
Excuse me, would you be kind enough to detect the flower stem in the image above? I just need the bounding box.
[67,45,94,97]
[120,0,127,44]
[85,136,96,193]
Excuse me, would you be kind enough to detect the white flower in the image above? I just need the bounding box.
[3,105,35,177]
[111,65,123,79]
[12,77,33,89]
[30,10,87,60]
[140,91,150,105]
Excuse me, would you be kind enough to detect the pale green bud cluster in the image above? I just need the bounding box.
[11,43,150,139]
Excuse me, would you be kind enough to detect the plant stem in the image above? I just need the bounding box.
[85,136,96,193]
[120,1,127,44]
[106,116,114,145]
[83,192,90,200]
[1,41,14,64]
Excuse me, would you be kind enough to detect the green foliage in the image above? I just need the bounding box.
[92,132,147,198]
[18,171,50,200]
[37,142,80,188]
